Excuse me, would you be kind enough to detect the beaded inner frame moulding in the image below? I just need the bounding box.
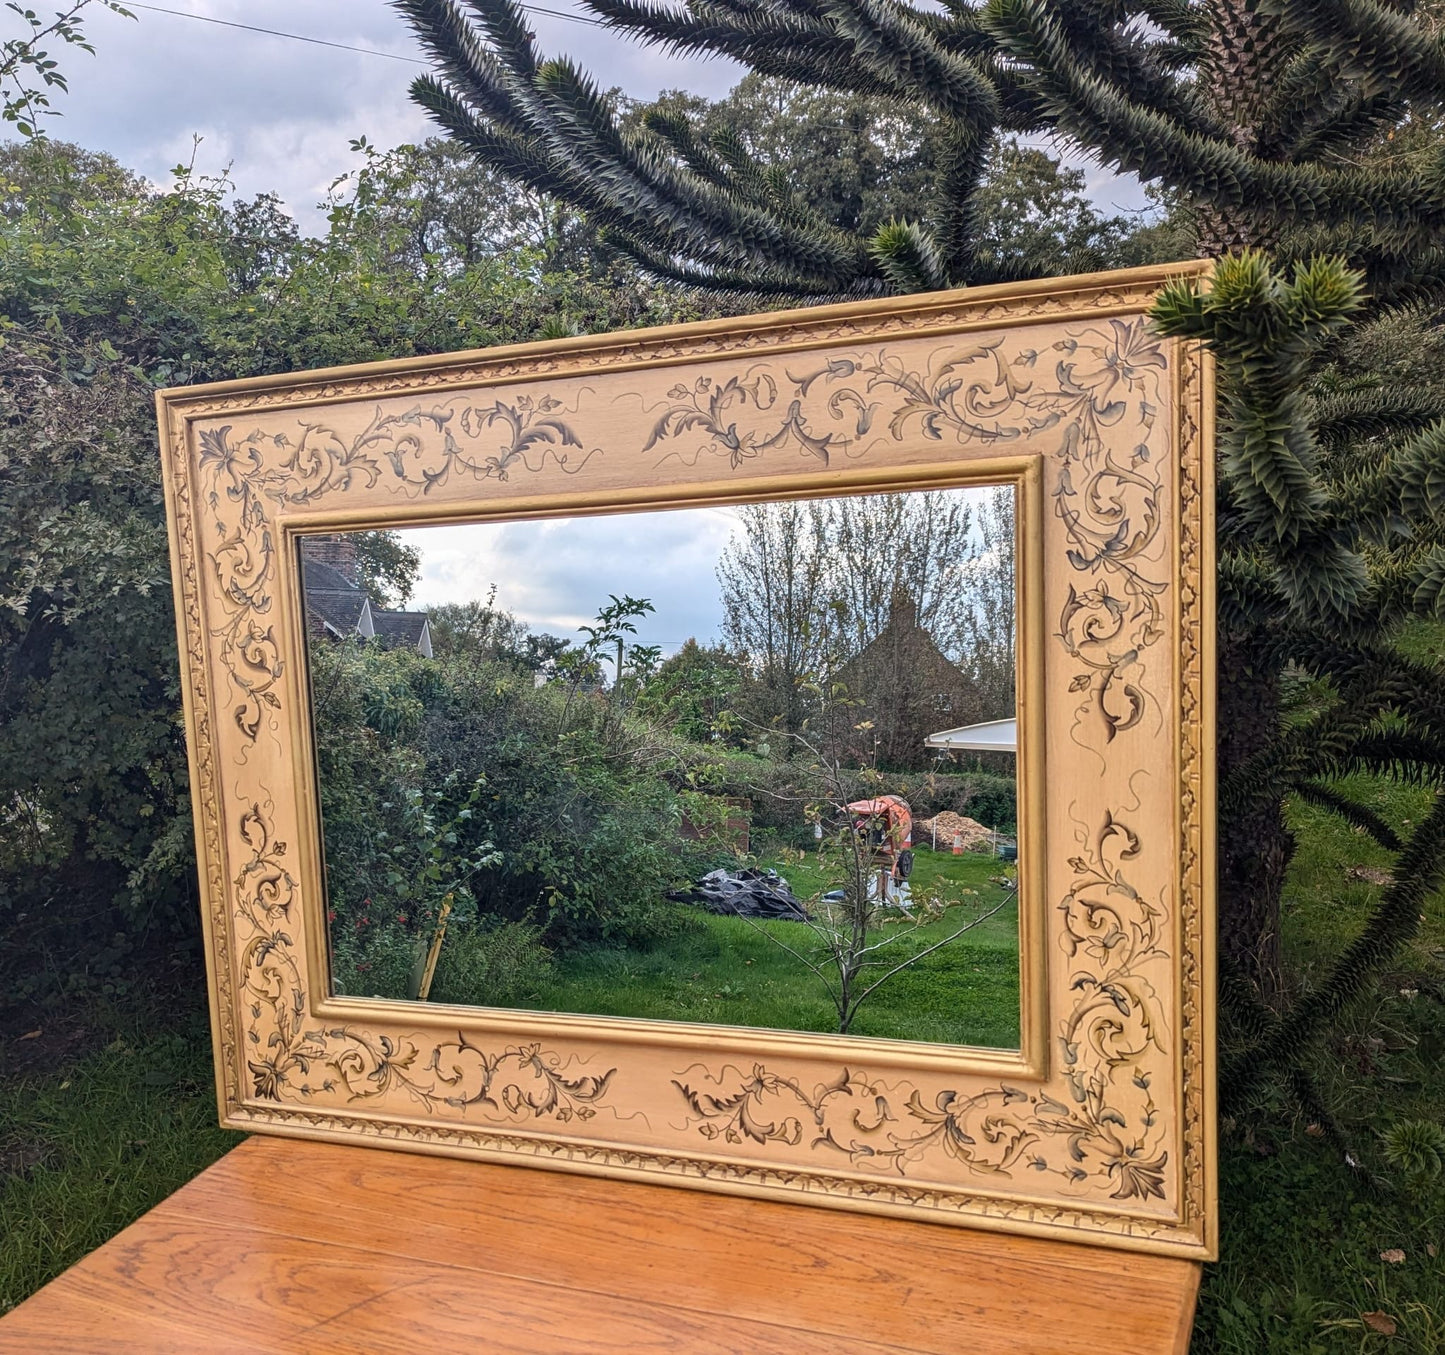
[157,262,1217,1259]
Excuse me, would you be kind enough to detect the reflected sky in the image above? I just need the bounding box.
[408,505,742,649]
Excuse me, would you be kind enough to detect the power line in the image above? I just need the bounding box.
[126,4,426,63]
[119,3,1093,187]
[125,0,608,67]
[119,4,925,148]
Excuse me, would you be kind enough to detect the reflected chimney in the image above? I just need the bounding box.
[888,586,919,631]
[301,533,360,585]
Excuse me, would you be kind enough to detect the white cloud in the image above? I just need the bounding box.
[403,485,1004,655]
[38,0,742,231]
[25,1,1144,235]
[406,503,742,650]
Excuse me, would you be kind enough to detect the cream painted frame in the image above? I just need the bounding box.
[288,456,1049,1075]
[157,262,1216,1259]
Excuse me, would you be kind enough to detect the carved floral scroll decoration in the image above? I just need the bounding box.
[192,309,1183,1211]
[674,808,1169,1202]
[640,319,1168,747]
[201,395,598,744]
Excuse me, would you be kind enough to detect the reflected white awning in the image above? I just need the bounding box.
[924,718,1017,754]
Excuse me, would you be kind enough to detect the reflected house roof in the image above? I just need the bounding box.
[924,717,1018,753]
[828,590,979,769]
[372,609,434,659]
[301,557,431,656]
[302,559,375,639]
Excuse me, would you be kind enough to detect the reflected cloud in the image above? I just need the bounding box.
[410,505,742,648]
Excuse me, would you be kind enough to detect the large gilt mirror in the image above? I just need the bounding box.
[159,263,1215,1259]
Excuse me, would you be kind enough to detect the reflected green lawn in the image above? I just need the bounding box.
[511,846,1021,1048]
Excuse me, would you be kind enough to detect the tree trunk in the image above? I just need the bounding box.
[1196,0,1289,255]
[1215,629,1292,992]
[1198,1,1295,990]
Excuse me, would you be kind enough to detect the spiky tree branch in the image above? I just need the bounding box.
[396,0,1100,293]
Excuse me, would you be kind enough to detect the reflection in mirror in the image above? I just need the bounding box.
[302,486,1021,1048]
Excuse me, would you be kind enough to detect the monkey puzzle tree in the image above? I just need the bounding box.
[394,0,1445,1116]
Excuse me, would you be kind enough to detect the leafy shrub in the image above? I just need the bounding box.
[951,775,1016,832]
[633,639,741,743]
[0,337,195,1005]
[410,663,690,947]
[429,916,553,1007]
[332,907,554,1008]
[312,642,695,978]
[330,910,424,1001]
[0,136,698,1010]
[751,824,822,856]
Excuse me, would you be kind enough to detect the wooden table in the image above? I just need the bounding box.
[0,1136,1201,1352]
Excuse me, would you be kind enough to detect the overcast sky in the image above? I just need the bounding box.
[33,1,1146,232]
[36,0,744,231]
[403,504,741,648]
[398,486,998,655]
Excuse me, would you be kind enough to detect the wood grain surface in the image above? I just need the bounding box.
[0,1135,1200,1352]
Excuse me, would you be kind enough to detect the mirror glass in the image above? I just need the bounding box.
[302,485,1021,1048]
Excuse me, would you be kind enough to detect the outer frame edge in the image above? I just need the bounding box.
[155,264,1217,1259]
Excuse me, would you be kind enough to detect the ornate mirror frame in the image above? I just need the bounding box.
[158,262,1216,1259]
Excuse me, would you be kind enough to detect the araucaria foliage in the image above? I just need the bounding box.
[398,0,1445,1114]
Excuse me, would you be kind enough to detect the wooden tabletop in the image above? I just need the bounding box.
[0,1134,1200,1352]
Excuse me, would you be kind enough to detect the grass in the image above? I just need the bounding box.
[0,1003,240,1315]
[2,794,1442,1345]
[511,845,1021,1048]
[1191,774,1445,1353]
